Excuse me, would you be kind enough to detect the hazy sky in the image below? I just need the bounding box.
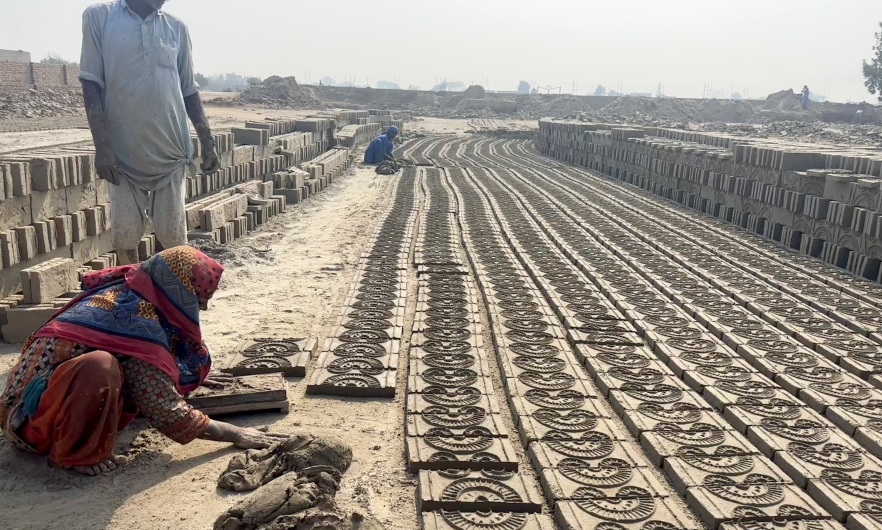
[3,0,882,102]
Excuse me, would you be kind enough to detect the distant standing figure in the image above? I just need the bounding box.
[802,85,810,110]
[79,0,220,265]
[364,126,399,165]
[854,109,865,124]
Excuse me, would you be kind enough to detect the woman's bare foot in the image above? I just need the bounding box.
[70,459,118,476]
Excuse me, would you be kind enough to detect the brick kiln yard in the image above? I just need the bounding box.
[4,102,882,530]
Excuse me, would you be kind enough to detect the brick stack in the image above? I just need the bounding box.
[537,118,882,283]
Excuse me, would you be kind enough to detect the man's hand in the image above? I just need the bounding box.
[95,146,123,185]
[201,147,220,175]
[232,427,289,450]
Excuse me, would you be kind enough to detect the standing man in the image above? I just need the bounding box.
[801,85,811,110]
[79,0,219,265]
[364,125,399,165]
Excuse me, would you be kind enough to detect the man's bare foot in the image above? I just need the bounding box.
[70,459,118,476]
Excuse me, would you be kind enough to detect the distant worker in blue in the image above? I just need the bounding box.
[801,85,810,110]
[364,126,399,164]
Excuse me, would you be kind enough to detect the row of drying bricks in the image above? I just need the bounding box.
[456,162,870,530]
[470,159,882,529]
[304,171,420,395]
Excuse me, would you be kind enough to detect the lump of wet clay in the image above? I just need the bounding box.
[214,468,342,530]
[260,510,385,530]
[219,434,353,492]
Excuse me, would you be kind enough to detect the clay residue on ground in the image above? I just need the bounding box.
[0,164,418,530]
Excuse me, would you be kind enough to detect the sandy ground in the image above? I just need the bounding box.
[0,165,420,530]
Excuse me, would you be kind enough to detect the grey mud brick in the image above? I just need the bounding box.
[22,258,77,304]
[406,432,519,472]
[640,428,757,467]
[406,393,500,415]
[0,230,20,268]
[421,511,556,530]
[686,482,828,529]
[664,451,793,495]
[848,513,882,530]
[538,460,671,502]
[406,412,507,438]
[407,374,495,395]
[746,412,860,458]
[620,402,729,438]
[184,373,289,416]
[854,425,882,461]
[307,368,396,397]
[528,437,649,470]
[555,497,702,530]
[516,403,623,444]
[417,469,543,512]
[14,226,36,261]
[222,337,316,377]
[702,380,797,411]
[775,439,881,488]
[2,304,58,343]
[808,472,882,522]
[721,520,844,530]
[316,350,398,372]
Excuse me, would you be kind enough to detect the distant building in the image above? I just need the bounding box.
[0,49,31,63]
[629,92,652,97]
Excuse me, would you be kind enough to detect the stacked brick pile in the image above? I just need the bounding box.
[0,110,404,342]
[537,119,882,282]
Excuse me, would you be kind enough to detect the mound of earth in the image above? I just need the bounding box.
[0,88,83,119]
[762,89,803,112]
[517,95,593,119]
[235,76,324,109]
[462,85,486,99]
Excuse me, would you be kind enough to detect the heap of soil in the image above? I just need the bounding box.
[517,95,593,119]
[234,76,325,109]
[762,89,803,112]
[462,85,486,99]
[0,88,84,119]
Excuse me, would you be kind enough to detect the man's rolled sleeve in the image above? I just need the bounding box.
[78,8,105,89]
[178,24,199,98]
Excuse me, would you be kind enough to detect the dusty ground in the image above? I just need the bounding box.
[0,163,420,530]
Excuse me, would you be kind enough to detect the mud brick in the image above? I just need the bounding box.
[8,161,31,197]
[14,226,37,261]
[666,350,747,378]
[654,334,732,364]
[407,411,507,437]
[51,215,73,248]
[83,207,104,236]
[722,521,841,530]
[538,457,670,502]
[703,380,796,411]
[738,407,848,455]
[499,354,588,388]
[608,377,707,418]
[22,258,77,304]
[776,439,882,488]
[621,402,729,438]
[32,221,54,254]
[854,426,882,461]
[410,359,495,389]
[583,356,668,383]
[808,473,882,522]
[417,469,543,512]
[307,367,396,397]
[593,364,684,396]
[555,497,702,530]
[222,337,316,377]
[29,187,68,224]
[406,435,518,472]
[687,481,827,529]
[566,328,644,347]
[406,371,495,394]
[681,365,765,394]
[411,329,484,351]
[517,408,628,444]
[422,511,555,530]
[573,342,654,364]
[798,377,882,413]
[406,392,500,416]
[1,304,59,343]
[640,427,757,467]
[30,158,55,191]
[508,384,601,418]
[528,436,649,471]
[0,230,19,268]
[666,449,792,495]
[505,367,596,398]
